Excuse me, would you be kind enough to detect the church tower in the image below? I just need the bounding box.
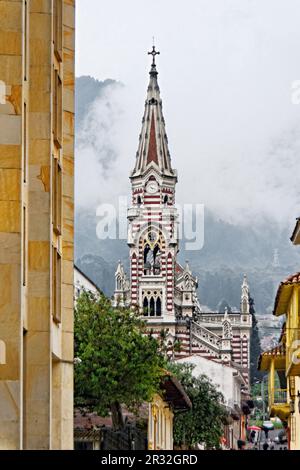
[127,46,179,325]
[114,48,252,388]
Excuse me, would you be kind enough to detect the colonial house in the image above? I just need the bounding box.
[148,372,191,450]
[258,217,300,450]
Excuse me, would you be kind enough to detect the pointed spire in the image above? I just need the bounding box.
[184,260,191,274]
[241,274,250,314]
[131,47,176,178]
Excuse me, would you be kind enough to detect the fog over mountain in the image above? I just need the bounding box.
[75,77,300,318]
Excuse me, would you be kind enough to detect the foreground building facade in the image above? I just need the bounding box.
[0,1,75,449]
[259,219,300,450]
[114,49,252,388]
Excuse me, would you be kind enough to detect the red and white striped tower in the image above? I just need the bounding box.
[127,46,178,327]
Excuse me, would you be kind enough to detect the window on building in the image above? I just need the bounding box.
[24,1,29,81]
[52,157,62,234]
[23,102,27,183]
[143,297,149,316]
[53,0,63,62]
[143,241,162,275]
[156,297,162,316]
[142,296,162,317]
[53,69,62,148]
[0,340,6,365]
[150,297,155,317]
[52,247,62,323]
[22,206,27,286]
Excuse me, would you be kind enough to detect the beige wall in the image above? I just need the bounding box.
[0,0,75,450]
[148,395,174,450]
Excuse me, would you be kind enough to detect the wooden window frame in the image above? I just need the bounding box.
[23,102,27,183]
[53,0,63,62]
[52,156,62,235]
[53,69,62,148]
[22,206,26,286]
[24,0,29,81]
[52,246,62,324]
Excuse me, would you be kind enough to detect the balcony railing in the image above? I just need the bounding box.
[273,388,287,405]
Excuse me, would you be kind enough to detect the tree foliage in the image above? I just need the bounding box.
[74,290,163,429]
[249,296,264,384]
[168,363,227,449]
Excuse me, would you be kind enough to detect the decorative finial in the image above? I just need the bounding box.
[148,45,160,67]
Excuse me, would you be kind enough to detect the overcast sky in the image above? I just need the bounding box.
[75,0,300,228]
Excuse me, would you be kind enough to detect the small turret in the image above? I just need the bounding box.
[241,274,250,314]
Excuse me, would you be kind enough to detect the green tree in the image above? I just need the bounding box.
[74,290,163,430]
[168,363,227,449]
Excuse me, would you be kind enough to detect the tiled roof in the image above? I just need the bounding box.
[261,343,285,357]
[282,272,300,284]
[258,342,286,371]
[273,272,300,316]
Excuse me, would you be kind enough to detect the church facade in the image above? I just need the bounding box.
[114,48,252,386]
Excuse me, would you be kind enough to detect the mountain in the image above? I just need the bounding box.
[74,76,300,315]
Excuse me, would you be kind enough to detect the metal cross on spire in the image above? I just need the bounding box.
[148,45,160,66]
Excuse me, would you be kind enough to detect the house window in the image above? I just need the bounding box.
[22,206,27,286]
[24,1,29,81]
[52,247,62,323]
[23,102,27,183]
[0,340,6,365]
[52,157,62,234]
[53,69,62,148]
[53,0,63,62]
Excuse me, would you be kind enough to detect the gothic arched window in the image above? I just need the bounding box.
[137,195,142,206]
[143,231,163,275]
[116,275,122,291]
[156,297,162,316]
[143,297,149,316]
[150,297,155,316]
[163,195,168,206]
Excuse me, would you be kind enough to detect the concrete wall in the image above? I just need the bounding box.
[0,0,75,449]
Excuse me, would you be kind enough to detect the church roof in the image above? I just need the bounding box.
[131,46,176,179]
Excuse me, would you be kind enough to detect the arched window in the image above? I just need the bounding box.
[137,195,142,206]
[116,275,122,290]
[150,297,155,316]
[143,297,149,316]
[144,243,162,275]
[156,297,162,316]
[163,195,168,205]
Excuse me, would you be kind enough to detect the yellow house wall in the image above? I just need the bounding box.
[0,0,75,450]
[148,394,174,450]
[285,287,300,450]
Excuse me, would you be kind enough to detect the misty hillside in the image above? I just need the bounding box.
[75,76,300,316]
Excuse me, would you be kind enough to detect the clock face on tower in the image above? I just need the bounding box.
[146,181,159,194]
